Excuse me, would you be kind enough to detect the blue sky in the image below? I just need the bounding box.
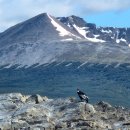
[86,9,130,27]
[0,0,130,32]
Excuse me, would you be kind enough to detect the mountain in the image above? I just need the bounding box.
[0,13,130,67]
[0,13,83,46]
[57,15,130,45]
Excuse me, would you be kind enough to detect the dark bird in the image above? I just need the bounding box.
[77,88,89,103]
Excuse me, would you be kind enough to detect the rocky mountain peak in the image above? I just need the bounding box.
[57,15,87,28]
[57,15,130,45]
[0,13,82,46]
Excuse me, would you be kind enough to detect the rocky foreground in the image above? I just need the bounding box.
[0,93,130,130]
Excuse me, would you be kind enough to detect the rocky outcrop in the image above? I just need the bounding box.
[0,93,129,130]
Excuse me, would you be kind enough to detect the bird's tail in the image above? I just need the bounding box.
[86,98,88,103]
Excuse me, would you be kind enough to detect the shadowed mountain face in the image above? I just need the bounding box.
[0,13,130,67]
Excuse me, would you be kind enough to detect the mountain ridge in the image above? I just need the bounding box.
[0,13,130,45]
[57,15,130,45]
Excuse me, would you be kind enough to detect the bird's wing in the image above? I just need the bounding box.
[81,94,88,99]
[79,91,85,95]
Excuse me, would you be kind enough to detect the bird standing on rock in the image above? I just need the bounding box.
[77,88,89,103]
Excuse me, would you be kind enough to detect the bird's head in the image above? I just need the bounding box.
[77,88,79,92]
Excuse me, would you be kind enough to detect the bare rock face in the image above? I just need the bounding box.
[26,94,44,104]
[0,93,129,130]
[84,103,96,114]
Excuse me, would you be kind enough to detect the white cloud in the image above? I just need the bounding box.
[0,0,130,32]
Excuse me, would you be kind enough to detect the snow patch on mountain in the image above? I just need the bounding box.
[120,38,127,42]
[77,61,88,69]
[47,14,71,37]
[47,14,80,39]
[65,63,72,67]
[73,24,87,38]
[87,37,105,43]
[116,38,127,43]
[101,29,112,33]
[116,39,120,43]
[3,64,13,69]
[61,38,73,41]
[73,24,105,43]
